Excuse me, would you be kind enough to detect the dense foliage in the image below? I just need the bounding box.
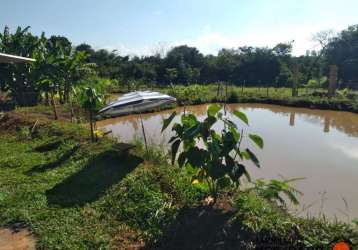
[1,25,358,108]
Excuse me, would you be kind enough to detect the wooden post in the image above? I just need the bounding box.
[224,82,228,115]
[328,65,338,97]
[258,81,261,93]
[139,113,149,155]
[292,65,299,97]
[216,82,220,98]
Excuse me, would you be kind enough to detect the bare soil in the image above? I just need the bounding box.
[0,227,36,250]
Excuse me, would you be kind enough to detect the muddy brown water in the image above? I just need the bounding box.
[97,103,358,221]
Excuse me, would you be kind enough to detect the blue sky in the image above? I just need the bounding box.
[1,0,358,56]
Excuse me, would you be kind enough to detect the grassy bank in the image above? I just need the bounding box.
[0,108,358,249]
[0,110,204,249]
[156,85,358,114]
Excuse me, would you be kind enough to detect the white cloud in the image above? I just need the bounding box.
[101,22,352,57]
[330,142,358,160]
[173,23,345,56]
[100,42,171,58]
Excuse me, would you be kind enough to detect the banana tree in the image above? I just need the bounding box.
[76,87,103,142]
[60,51,97,103]
[0,26,47,105]
[38,78,58,119]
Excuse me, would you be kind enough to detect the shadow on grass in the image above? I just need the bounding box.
[46,150,143,207]
[145,205,246,250]
[33,139,63,153]
[146,202,304,250]
[27,144,80,174]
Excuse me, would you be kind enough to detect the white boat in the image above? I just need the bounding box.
[98,91,176,117]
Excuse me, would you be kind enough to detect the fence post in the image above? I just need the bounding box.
[328,65,338,97]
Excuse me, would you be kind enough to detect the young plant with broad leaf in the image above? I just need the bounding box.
[75,86,103,142]
[247,178,303,207]
[162,104,264,202]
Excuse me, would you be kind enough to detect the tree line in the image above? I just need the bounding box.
[1,25,358,106]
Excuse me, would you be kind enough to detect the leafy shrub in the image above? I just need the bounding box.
[227,90,239,103]
[162,104,263,201]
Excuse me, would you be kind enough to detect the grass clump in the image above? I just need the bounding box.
[233,192,358,249]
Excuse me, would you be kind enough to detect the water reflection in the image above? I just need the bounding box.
[289,112,295,126]
[97,103,358,221]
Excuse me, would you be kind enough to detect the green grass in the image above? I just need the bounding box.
[0,119,205,249]
[233,192,358,249]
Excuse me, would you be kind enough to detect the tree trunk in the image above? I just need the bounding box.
[328,65,338,97]
[292,65,299,97]
[70,99,76,123]
[45,92,49,105]
[59,89,64,104]
[64,81,70,103]
[50,92,58,120]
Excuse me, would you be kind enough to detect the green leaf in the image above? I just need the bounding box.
[208,140,221,160]
[231,164,247,181]
[223,118,238,129]
[186,147,207,167]
[222,131,237,154]
[246,148,260,168]
[249,134,264,149]
[177,152,187,168]
[162,111,177,132]
[229,127,241,141]
[352,218,358,226]
[171,139,181,165]
[168,136,178,143]
[240,150,250,160]
[225,155,235,169]
[181,114,198,127]
[208,161,226,179]
[207,104,222,117]
[217,176,232,188]
[172,123,183,135]
[233,110,249,125]
[184,123,201,139]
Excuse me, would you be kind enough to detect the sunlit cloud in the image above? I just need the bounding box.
[330,143,358,160]
[101,22,352,57]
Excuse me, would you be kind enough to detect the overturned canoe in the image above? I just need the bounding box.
[98,91,176,117]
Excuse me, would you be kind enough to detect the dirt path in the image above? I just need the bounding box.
[0,227,36,250]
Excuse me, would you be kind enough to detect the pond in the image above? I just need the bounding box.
[97,103,358,221]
